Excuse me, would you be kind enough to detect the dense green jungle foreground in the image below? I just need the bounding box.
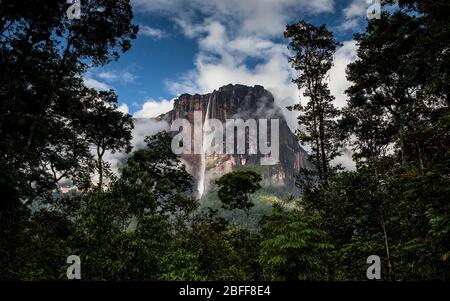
[1,1,449,280]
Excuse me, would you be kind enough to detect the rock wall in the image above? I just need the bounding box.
[159,84,309,195]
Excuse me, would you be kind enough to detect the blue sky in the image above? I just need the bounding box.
[84,0,375,125]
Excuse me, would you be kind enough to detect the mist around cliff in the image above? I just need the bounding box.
[2,0,449,285]
[103,118,170,175]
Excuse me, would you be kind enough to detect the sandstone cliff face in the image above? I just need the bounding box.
[160,84,309,196]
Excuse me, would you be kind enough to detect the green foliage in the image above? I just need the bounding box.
[259,203,332,280]
[1,0,450,282]
[178,209,263,280]
[285,20,342,185]
[83,90,134,190]
[0,0,137,207]
[158,251,207,281]
[200,184,287,230]
[113,131,198,218]
[216,170,262,216]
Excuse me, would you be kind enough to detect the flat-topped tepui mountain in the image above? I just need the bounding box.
[156,84,309,197]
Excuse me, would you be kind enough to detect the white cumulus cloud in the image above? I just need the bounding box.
[132,0,335,37]
[134,99,175,118]
[84,77,112,90]
[96,70,138,84]
[139,24,168,39]
[337,0,373,32]
[328,40,358,109]
[117,103,129,114]
[131,0,360,170]
[98,71,119,82]
[343,0,368,19]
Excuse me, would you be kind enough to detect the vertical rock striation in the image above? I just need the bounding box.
[159,84,309,196]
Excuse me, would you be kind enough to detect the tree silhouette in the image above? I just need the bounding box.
[216,170,262,224]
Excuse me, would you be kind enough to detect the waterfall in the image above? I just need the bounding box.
[197,97,212,198]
